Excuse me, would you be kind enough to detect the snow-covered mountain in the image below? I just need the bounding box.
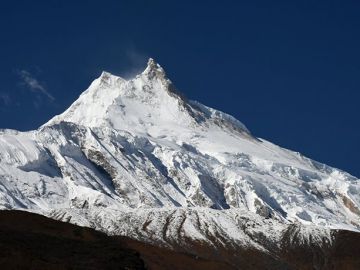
[0,59,359,266]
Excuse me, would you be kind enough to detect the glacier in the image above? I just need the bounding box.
[0,58,359,256]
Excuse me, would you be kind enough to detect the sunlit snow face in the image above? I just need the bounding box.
[0,59,359,245]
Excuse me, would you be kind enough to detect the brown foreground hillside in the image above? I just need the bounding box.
[0,210,359,270]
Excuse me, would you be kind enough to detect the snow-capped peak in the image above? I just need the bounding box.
[97,58,167,87]
[0,57,360,258]
[142,58,167,80]
[44,59,250,137]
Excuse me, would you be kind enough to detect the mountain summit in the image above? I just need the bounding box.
[0,59,359,268]
[45,58,250,136]
[143,57,167,79]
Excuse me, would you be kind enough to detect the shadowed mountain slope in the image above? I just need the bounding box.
[1,211,360,270]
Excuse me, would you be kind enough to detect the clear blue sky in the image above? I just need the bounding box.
[0,0,359,177]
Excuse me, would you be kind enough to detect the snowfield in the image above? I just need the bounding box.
[0,59,359,252]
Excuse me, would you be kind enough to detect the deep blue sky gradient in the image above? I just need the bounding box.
[0,0,359,177]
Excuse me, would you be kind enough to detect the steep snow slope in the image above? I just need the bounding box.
[0,59,359,253]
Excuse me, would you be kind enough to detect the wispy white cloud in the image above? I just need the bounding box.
[17,70,55,101]
[0,93,11,106]
[121,49,149,79]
